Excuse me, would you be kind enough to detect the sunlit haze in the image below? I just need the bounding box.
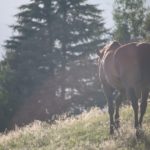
[0,0,113,59]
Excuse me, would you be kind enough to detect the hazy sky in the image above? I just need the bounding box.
[0,0,113,58]
[0,0,149,58]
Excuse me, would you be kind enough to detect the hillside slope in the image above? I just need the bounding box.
[0,105,150,150]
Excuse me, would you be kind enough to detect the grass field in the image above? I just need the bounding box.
[0,104,150,150]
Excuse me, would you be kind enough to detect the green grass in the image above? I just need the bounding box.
[1,105,150,150]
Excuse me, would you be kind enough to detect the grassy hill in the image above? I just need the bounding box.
[1,105,150,150]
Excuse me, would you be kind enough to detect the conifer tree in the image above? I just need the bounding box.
[2,0,107,129]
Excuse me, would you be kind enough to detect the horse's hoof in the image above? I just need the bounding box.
[115,121,120,129]
[110,129,114,135]
[136,128,144,139]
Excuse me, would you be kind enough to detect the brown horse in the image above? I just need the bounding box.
[97,41,150,135]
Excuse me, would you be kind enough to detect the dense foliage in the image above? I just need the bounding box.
[113,0,146,43]
[144,10,150,41]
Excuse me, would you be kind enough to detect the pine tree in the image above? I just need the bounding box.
[3,0,107,129]
[55,0,107,100]
[5,0,58,99]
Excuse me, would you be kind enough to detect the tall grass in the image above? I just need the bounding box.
[0,105,150,150]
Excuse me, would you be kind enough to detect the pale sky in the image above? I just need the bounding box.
[0,1,29,57]
[0,0,149,58]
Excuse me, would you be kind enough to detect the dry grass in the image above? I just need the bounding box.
[0,105,150,150]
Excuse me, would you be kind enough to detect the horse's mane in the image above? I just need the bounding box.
[106,41,121,52]
[98,41,121,58]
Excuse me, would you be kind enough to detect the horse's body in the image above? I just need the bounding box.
[98,41,150,135]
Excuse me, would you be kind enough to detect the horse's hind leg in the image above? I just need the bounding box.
[127,88,139,128]
[139,88,149,127]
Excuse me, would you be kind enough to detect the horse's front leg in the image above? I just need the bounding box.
[103,84,115,134]
[108,98,115,134]
[114,92,123,129]
[127,88,139,131]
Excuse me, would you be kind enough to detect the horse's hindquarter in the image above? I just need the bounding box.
[114,43,141,89]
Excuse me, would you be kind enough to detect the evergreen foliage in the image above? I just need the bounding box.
[0,0,107,130]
